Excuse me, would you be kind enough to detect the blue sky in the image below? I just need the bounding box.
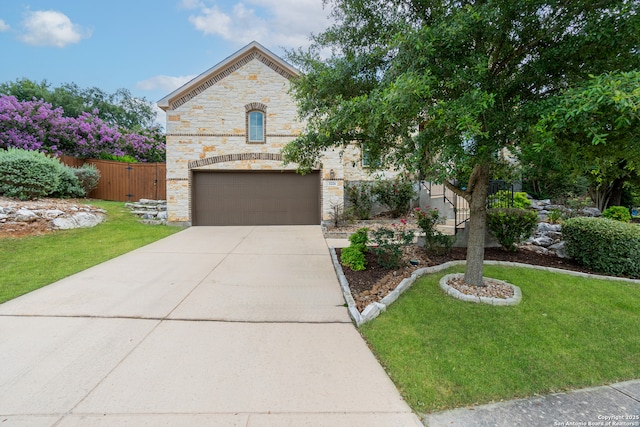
[0,0,333,125]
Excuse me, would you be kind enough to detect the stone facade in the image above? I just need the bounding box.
[159,41,392,225]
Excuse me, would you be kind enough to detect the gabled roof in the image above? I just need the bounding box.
[157,41,300,111]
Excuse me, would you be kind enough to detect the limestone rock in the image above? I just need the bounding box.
[52,212,104,229]
[532,236,555,247]
[15,209,38,222]
[73,212,104,228]
[581,207,601,217]
[548,241,567,258]
[45,209,65,219]
[52,217,76,229]
[537,222,561,233]
[125,199,168,225]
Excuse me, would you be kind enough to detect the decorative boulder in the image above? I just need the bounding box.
[15,209,38,222]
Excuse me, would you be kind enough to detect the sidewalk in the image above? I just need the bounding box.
[423,380,640,427]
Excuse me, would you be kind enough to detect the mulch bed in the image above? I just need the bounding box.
[336,246,623,312]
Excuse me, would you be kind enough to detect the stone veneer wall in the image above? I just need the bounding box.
[165,55,395,225]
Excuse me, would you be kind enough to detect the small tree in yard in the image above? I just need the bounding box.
[283,0,639,286]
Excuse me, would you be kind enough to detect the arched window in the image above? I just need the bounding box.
[248,111,264,142]
[245,102,267,144]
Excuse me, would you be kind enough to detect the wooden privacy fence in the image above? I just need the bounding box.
[59,156,166,202]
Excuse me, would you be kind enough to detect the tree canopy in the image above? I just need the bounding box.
[0,95,165,162]
[0,78,158,131]
[283,0,640,285]
[535,71,640,211]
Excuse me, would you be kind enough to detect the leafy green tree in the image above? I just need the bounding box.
[517,141,588,201]
[283,0,639,286]
[0,78,157,130]
[535,71,640,211]
[0,78,52,103]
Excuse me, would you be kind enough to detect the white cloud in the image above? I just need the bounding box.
[19,10,91,47]
[0,19,10,32]
[186,0,332,49]
[189,4,234,38]
[136,74,197,92]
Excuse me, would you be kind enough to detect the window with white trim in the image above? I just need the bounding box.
[248,111,264,142]
[245,102,268,144]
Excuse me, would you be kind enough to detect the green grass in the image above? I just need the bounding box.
[360,265,640,414]
[0,200,184,304]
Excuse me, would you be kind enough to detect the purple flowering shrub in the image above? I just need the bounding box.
[0,95,165,162]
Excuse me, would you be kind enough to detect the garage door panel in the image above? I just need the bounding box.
[192,171,320,226]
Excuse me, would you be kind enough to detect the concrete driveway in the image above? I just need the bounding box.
[0,226,422,426]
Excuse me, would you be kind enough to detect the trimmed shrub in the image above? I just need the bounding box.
[340,245,367,271]
[73,163,101,195]
[52,164,85,198]
[601,206,631,223]
[0,148,61,200]
[372,178,416,217]
[563,217,640,278]
[349,227,370,250]
[345,182,375,220]
[486,208,538,252]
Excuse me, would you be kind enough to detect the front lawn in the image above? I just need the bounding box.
[360,264,640,414]
[0,200,183,304]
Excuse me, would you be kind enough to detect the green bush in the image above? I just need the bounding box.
[488,190,531,209]
[99,153,137,163]
[0,149,95,199]
[73,163,101,195]
[513,192,532,209]
[52,164,85,198]
[341,245,367,271]
[349,227,370,249]
[372,178,416,217]
[0,148,61,200]
[414,207,453,255]
[345,182,375,220]
[563,217,640,278]
[547,209,563,224]
[341,227,370,271]
[601,206,631,223]
[370,226,414,269]
[486,208,538,252]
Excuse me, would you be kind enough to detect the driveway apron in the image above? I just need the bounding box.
[0,226,422,426]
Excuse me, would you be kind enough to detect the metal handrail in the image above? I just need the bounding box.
[425,180,513,234]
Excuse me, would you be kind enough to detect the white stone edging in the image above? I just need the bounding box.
[439,273,522,306]
[328,248,640,327]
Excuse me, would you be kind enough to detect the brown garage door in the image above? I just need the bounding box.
[192,170,321,225]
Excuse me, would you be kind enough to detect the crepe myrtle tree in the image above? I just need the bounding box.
[0,78,158,131]
[282,0,640,286]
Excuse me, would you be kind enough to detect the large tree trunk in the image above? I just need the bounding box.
[463,163,491,287]
[606,178,625,209]
[589,184,613,212]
